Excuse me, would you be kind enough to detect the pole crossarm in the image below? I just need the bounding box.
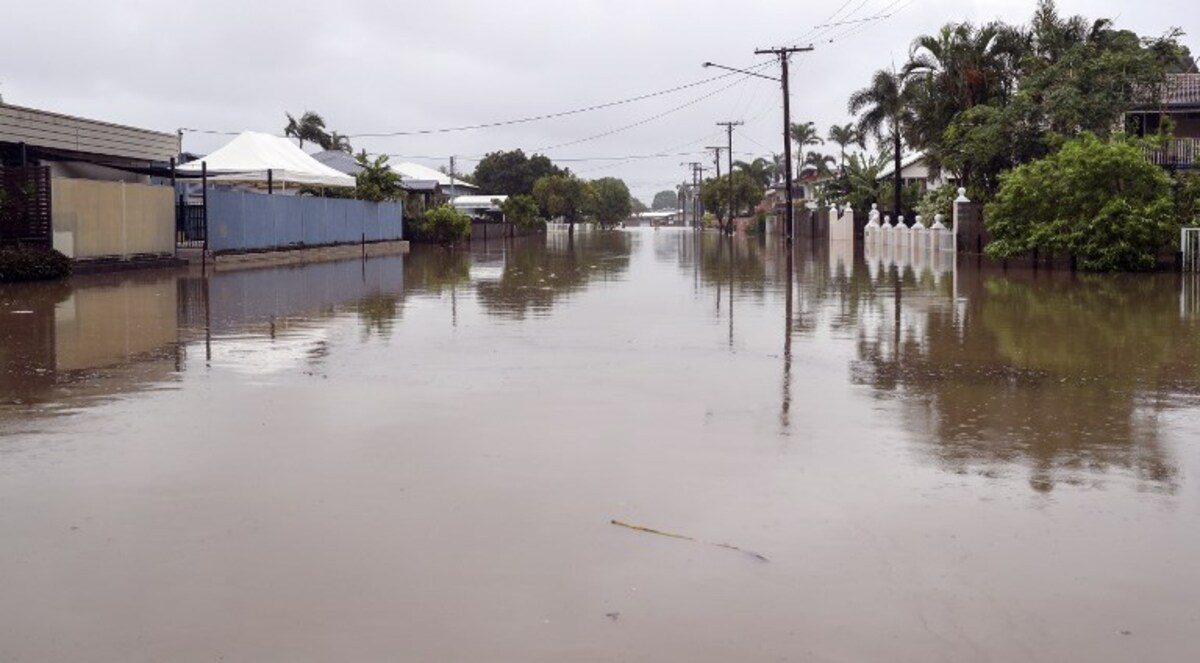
[701,62,780,83]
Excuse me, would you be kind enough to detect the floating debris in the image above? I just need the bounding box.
[611,519,769,562]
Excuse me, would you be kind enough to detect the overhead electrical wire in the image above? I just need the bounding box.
[531,65,770,153]
[179,68,760,141]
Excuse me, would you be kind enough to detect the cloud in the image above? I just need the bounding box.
[1,0,1194,199]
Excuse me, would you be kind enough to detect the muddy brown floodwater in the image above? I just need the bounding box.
[3,228,1200,661]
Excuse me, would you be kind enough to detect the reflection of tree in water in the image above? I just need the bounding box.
[355,295,399,338]
[851,270,1200,493]
[693,233,772,301]
[475,232,632,319]
[403,246,471,295]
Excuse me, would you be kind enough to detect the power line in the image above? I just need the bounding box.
[532,69,766,153]
[346,70,752,139]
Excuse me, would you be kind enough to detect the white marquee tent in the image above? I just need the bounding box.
[177,131,355,188]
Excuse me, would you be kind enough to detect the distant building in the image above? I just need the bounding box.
[392,161,480,198]
[451,195,507,219]
[632,210,680,226]
[875,152,954,192]
[312,149,444,209]
[1128,72,1200,170]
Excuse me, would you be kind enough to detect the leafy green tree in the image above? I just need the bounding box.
[827,124,865,170]
[354,152,405,202]
[533,174,590,226]
[589,177,634,228]
[500,194,541,229]
[733,158,774,187]
[472,150,565,196]
[327,131,353,153]
[985,133,1177,271]
[652,190,678,210]
[826,151,891,213]
[700,172,764,226]
[284,111,330,149]
[803,151,837,178]
[849,69,914,216]
[789,121,824,176]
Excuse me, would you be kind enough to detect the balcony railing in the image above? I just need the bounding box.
[1146,138,1198,168]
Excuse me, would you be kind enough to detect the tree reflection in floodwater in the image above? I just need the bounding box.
[850,265,1200,493]
[473,231,632,319]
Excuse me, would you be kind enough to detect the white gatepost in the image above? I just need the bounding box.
[952,187,970,253]
[912,214,928,258]
[864,203,881,248]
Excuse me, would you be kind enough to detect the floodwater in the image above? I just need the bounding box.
[2,229,1200,662]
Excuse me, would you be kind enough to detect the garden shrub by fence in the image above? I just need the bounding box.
[206,189,402,253]
[51,178,175,259]
[0,166,52,247]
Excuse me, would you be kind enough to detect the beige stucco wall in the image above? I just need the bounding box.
[51,179,175,259]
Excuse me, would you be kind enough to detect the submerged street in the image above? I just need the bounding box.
[3,228,1200,661]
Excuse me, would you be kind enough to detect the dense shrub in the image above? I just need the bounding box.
[410,205,471,244]
[0,247,72,283]
[500,194,542,229]
[985,133,1176,271]
[916,186,957,225]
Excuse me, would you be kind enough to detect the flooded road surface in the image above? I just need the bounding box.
[3,229,1200,661]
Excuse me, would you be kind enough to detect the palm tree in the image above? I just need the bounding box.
[803,151,836,178]
[827,124,864,171]
[789,121,824,176]
[849,69,913,217]
[769,153,787,184]
[326,131,353,153]
[733,158,773,188]
[284,111,330,150]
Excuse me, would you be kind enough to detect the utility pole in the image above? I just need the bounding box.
[717,121,743,235]
[683,162,703,228]
[449,156,457,196]
[749,45,814,243]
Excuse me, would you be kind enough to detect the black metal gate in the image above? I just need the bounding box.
[0,166,52,248]
[176,196,206,248]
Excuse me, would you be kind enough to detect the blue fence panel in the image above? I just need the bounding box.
[204,189,403,252]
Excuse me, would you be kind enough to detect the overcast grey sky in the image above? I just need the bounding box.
[2,0,1196,200]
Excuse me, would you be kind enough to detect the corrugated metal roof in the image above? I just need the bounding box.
[1134,73,1200,109]
[311,150,363,175]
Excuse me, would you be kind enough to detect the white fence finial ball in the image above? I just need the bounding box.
[872,203,879,211]
[914,215,923,227]
[955,187,970,203]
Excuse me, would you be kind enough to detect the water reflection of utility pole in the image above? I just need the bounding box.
[203,272,212,365]
[781,243,794,432]
[892,263,902,359]
[728,235,735,349]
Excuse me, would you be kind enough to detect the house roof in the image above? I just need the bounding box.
[876,152,927,181]
[0,102,179,163]
[393,161,479,189]
[401,180,441,193]
[311,149,363,175]
[1133,73,1200,109]
[451,195,507,207]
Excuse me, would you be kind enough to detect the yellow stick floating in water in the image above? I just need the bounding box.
[611,520,769,562]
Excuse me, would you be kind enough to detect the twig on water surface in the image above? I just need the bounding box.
[610,519,769,562]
